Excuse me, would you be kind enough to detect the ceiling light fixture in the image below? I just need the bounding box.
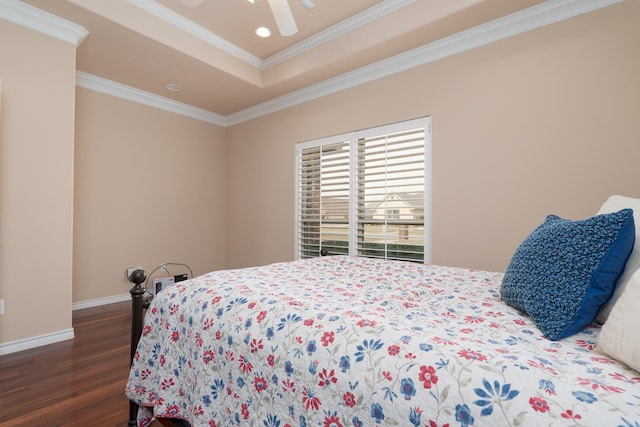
[165,83,182,92]
[255,27,271,38]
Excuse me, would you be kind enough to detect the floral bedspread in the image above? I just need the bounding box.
[126,256,640,427]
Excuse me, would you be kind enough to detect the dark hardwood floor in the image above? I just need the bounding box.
[0,301,159,427]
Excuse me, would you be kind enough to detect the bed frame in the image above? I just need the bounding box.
[128,272,149,426]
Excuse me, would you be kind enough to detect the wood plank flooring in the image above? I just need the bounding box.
[0,301,161,427]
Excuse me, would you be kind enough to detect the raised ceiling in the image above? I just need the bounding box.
[6,0,619,124]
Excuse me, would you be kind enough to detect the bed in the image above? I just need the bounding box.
[126,251,640,426]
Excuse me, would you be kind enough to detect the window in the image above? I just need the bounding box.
[296,117,430,263]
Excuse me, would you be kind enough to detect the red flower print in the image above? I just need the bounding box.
[418,365,438,389]
[432,337,457,346]
[209,420,218,427]
[356,319,376,328]
[463,315,485,324]
[405,352,417,360]
[195,332,204,347]
[141,369,151,380]
[302,387,321,410]
[257,310,267,323]
[529,396,549,412]
[171,331,180,342]
[248,302,256,309]
[513,319,526,326]
[161,378,175,390]
[323,414,343,427]
[343,391,356,407]
[133,385,147,395]
[225,350,235,361]
[202,350,215,364]
[388,345,401,356]
[458,349,487,362]
[160,354,166,367]
[267,354,275,367]
[321,331,335,347]
[239,355,253,373]
[318,368,338,387]
[575,339,596,351]
[577,377,624,393]
[254,376,267,393]
[166,405,180,416]
[382,371,392,381]
[429,420,449,427]
[561,409,581,420]
[282,379,296,393]
[304,318,314,326]
[250,338,264,353]
[203,318,215,330]
[241,403,250,420]
[142,325,152,337]
[169,304,179,315]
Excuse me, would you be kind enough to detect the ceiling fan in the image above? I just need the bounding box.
[177,0,316,37]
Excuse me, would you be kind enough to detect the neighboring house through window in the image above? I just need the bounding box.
[296,117,431,263]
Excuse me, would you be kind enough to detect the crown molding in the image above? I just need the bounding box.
[76,71,228,127]
[262,0,415,69]
[74,0,622,127]
[0,0,88,46]
[226,0,623,125]
[128,0,263,68]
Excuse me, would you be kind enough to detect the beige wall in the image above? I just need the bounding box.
[2,1,638,350]
[0,21,77,344]
[226,1,640,272]
[73,88,227,303]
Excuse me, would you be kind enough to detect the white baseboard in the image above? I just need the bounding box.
[0,328,75,356]
[0,295,130,355]
[72,293,130,311]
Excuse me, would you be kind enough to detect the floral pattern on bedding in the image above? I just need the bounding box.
[126,256,640,427]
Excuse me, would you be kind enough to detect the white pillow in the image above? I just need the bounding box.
[596,195,640,323]
[598,268,640,372]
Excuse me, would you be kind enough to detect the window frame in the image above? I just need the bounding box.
[295,117,431,263]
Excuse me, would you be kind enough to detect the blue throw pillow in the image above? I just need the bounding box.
[501,209,635,340]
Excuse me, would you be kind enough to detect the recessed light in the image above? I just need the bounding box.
[255,27,271,38]
[165,83,182,92]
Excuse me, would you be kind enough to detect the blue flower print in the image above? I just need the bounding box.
[572,390,597,404]
[370,403,385,423]
[352,417,363,427]
[354,339,384,362]
[619,417,640,427]
[400,378,416,400]
[266,327,274,340]
[306,340,317,356]
[538,379,555,395]
[263,413,281,427]
[473,378,519,416]
[455,403,474,427]
[284,360,294,376]
[339,355,351,373]
[408,407,421,427]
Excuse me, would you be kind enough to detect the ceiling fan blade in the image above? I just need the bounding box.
[178,0,205,6]
[267,0,298,36]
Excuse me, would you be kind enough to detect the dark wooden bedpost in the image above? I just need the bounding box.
[128,269,147,427]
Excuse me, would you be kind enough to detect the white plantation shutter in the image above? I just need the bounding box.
[296,117,430,263]
[356,124,427,262]
[297,138,351,259]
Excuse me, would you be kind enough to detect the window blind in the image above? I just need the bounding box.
[296,117,430,263]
